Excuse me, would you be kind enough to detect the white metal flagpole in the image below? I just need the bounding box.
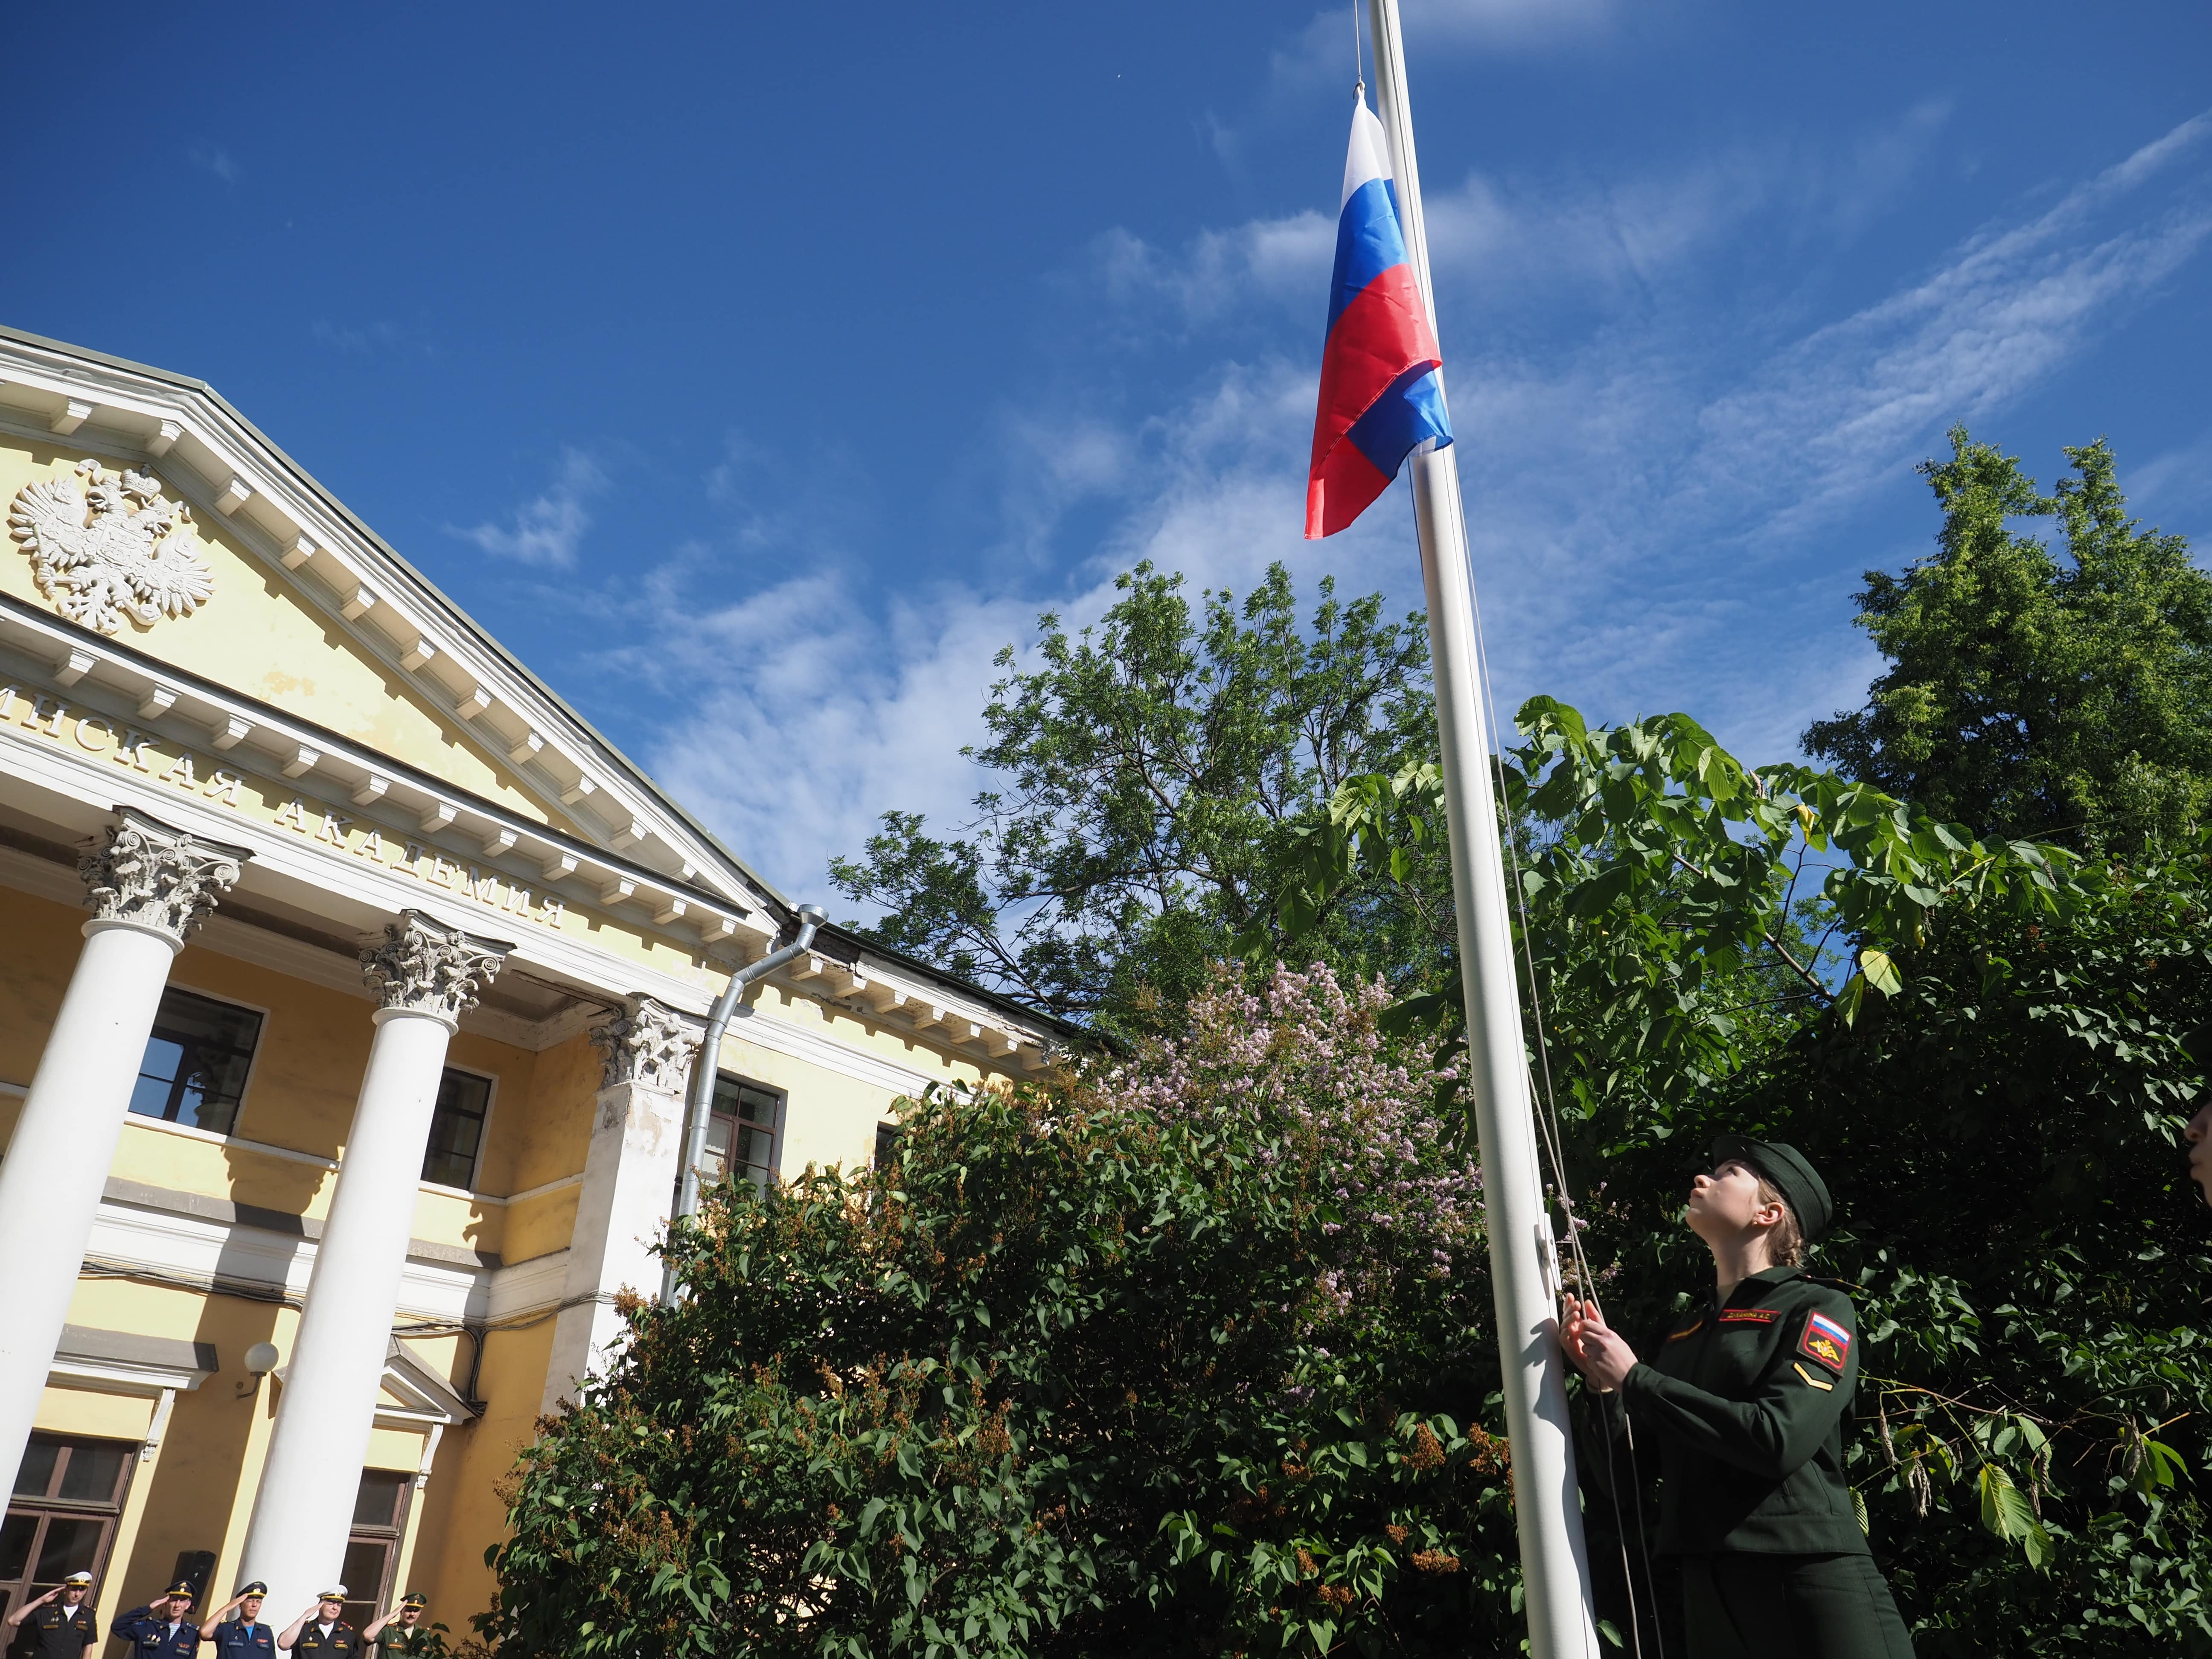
[1363,2,1602,1653]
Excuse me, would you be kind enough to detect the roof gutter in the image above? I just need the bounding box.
[660,903,827,1304]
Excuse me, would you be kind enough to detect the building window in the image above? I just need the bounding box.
[339,1471,412,1630]
[1,1434,135,1623]
[701,1075,780,1192]
[129,988,263,1136]
[873,1123,902,1170]
[421,1068,492,1190]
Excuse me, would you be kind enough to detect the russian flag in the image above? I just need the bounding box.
[1305,99,1452,539]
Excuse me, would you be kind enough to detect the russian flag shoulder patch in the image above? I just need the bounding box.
[1799,1308,1852,1374]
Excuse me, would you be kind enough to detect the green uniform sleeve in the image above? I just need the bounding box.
[1621,1289,1857,1480]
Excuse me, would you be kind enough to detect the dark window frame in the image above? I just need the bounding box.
[420,1066,496,1192]
[128,985,267,1138]
[1,1433,139,1626]
[702,1073,783,1193]
[339,1470,413,1632]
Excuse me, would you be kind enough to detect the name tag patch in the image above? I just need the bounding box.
[1799,1309,1852,1373]
[1719,1307,1779,1325]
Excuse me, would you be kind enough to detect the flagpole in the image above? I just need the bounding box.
[1364,3,1601,1653]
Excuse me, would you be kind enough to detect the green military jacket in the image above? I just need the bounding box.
[1620,1264,1865,1556]
[373,1625,432,1657]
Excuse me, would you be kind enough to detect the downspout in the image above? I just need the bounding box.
[660,903,827,1304]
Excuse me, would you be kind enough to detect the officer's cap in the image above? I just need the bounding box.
[316,1586,347,1603]
[165,1579,198,1598]
[1711,1135,1833,1242]
[237,1582,268,1598]
[63,1572,93,1586]
[399,1594,426,1609]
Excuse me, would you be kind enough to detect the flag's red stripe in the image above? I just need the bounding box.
[1308,265,1439,474]
[1304,435,1394,539]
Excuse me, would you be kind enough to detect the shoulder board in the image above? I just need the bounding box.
[1800,1273,1864,1293]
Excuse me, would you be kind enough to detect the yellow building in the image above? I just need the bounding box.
[0,326,1059,1641]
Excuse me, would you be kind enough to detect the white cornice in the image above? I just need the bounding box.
[720,1001,941,1099]
[0,593,767,957]
[82,1191,570,1325]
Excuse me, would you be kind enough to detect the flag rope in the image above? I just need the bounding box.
[1458,521,1668,1659]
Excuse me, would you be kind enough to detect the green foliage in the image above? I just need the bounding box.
[480,970,1519,1658]
[1272,702,2094,1141]
[1803,428,2212,853]
[828,564,1449,1040]
[1269,695,2212,1653]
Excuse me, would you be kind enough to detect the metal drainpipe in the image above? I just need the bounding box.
[659,903,827,1304]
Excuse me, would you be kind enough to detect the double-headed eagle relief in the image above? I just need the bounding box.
[9,458,215,635]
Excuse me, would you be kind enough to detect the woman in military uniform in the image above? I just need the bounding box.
[1561,1136,1915,1659]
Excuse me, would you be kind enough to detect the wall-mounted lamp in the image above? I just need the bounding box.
[237,1341,281,1398]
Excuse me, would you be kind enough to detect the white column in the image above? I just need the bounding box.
[0,809,244,1500]
[541,995,700,1414]
[237,910,507,1618]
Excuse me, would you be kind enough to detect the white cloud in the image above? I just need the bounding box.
[1411,0,1619,47]
[188,142,240,184]
[310,319,407,358]
[613,110,2212,900]
[448,448,607,570]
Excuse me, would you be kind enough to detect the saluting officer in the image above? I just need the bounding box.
[1563,1136,1915,1659]
[276,1589,360,1658]
[112,1578,203,1659]
[2,1569,98,1657]
[360,1594,429,1657]
[196,1581,276,1659]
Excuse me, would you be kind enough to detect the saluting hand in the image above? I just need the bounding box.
[1560,1295,1639,1393]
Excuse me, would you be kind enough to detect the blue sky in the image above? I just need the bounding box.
[7,2,2209,905]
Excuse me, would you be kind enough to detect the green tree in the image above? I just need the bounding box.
[828,563,1449,1040]
[480,968,1522,1659]
[1272,701,2212,1654]
[1803,428,2212,852]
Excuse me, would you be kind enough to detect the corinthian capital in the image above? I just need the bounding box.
[360,910,510,1026]
[590,994,702,1094]
[78,806,250,944]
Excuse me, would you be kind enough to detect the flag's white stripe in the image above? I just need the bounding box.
[1340,99,1395,209]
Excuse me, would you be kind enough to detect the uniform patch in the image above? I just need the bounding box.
[1799,1309,1852,1373]
[1792,1361,1836,1392]
[1665,1318,1705,1343]
[1718,1307,1779,1325]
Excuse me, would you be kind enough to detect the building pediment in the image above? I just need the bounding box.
[0,326,776,925]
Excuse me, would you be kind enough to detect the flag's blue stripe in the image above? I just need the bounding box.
[1325,178,1411,341]
[1345,364,1453,481]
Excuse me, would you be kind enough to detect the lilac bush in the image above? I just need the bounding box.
[483,964,1520,1659]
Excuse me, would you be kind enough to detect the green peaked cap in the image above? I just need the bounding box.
[1711,1135,1833,1243]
